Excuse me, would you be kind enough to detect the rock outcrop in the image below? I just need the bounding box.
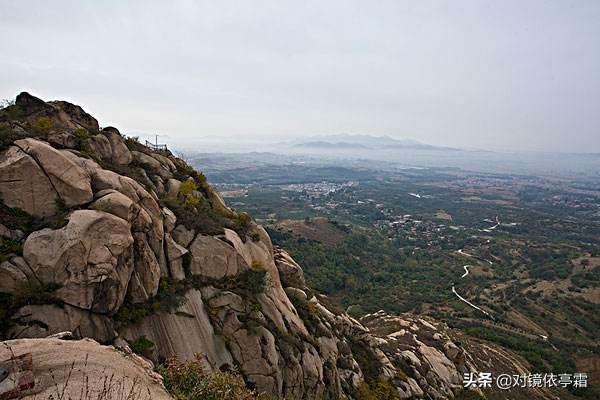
[22,210,134,313]
[0,93,540,399]
[0,337,172,399]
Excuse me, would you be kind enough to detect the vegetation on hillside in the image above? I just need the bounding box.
[157,356,268,400]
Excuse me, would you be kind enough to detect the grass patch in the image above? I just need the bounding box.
[33,116,52,134]
[157,355,268,400]
[356,380,401,400]
[128,335,155,358]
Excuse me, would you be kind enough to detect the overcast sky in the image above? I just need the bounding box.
[1,1,599,152]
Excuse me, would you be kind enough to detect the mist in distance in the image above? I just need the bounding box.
[1,0,599,156]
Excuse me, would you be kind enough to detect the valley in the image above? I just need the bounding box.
[189,151,600,397]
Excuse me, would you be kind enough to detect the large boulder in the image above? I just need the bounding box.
[14,138,93,207]
[0,146,57,217]
[48,100,100,132]
[172,224,195,248]
[206,185,235,217]
[101,127,132,165]
[162,207,177,232]
[188,234,249,280]
[0,337,173,400]
[91,168,164,247]
[222,227,308,336]
[15,91,51,115]
[87,134,112,160]
[274,247,306,289]
[22,210,134,314]
[166,178,181,199]
[228,326,282,396]
[131,151,172,179]
[90,190,135,221]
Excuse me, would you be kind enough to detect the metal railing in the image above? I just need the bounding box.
[145,140,168,151]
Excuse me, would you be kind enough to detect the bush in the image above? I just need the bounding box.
[347,305,366,319]
[128,335,155,357]
[115,278,187,324]
[232,213,252,239]
[166,200,227,236]
[124,135,148,152]
[236,269,267,294]
[184,194,202,209]
[33,116,52,133]
[74,127,90,140]
[356,380,400,400]
[179,180,199,196]
[11,282,62,307]
[172,161,208,189]
[157,355,266,400]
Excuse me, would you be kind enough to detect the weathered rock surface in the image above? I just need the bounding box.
[48,100,100,131]
[188,234,249,280]
[128,232,161,303]
[90,190,135,221]
[0,259,28,293]
[14,138,93,207]
[274,246,306,289]
[121,289,233,370]
[101,127,132,165]
[22,210,134,313]
[0,337,173,400]
[0,145,59,216]
[8,303,117,342]
[165,233,188,281]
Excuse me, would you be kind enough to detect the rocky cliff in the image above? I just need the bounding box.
[0,93,552,399]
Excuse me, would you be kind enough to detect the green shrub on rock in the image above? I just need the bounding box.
[157,355,268,400]
[129,335,155,358]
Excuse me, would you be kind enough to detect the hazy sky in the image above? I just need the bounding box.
[1,1,599,152]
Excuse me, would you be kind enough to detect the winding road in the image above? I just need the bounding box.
[451,285,495,320]
[452,250,495,320]
[460,265,471,278]
[450,224,555,344]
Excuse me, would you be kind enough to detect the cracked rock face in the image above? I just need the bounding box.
[15,138,93,206]
[23,210,134,313]
[121,289,233,370]
[189,234,249,280]
[0,138,93,217]
[0,145,59,217]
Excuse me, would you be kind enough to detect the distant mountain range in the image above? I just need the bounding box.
[291,134,457,151]
[294,141,369,149]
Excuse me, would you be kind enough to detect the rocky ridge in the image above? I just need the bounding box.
[0,93,551,399]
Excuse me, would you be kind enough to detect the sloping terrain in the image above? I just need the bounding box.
[0,93,569,399]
